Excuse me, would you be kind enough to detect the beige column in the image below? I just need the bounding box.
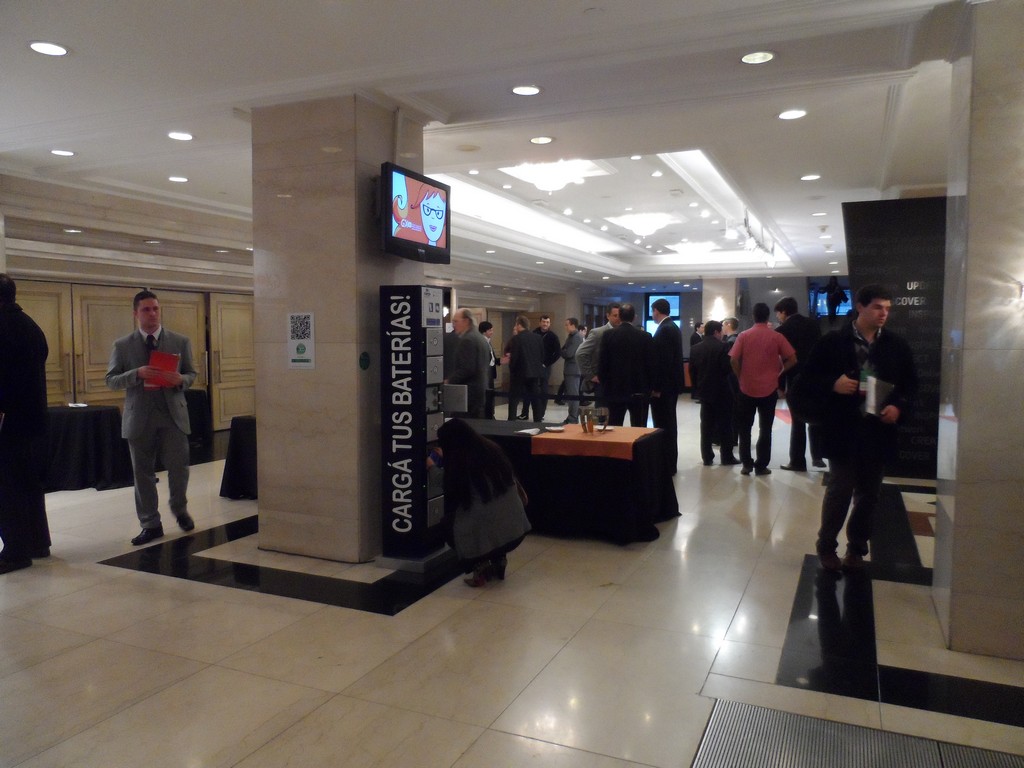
[251,96,426,562]
[934,0,1024,658]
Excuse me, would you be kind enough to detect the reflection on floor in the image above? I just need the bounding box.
[2,401,1023,768]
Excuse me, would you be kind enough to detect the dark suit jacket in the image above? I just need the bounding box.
[598,323,654,402]
[800,323,917,462]
[448,328,491,417]
[535,328,560,368]
[0,303,49,439]
[776,313,820,387]
[688,336,732,404]
[106,328,197,440]
[652,318,684,395]
[507,329,544,383]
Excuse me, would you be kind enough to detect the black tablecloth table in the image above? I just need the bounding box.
[464,419,679,544]
[45,405,134,491]
[219,415,258,499]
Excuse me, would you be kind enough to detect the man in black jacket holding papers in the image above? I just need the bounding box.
[799,284,917,572]
[106,290,197,545]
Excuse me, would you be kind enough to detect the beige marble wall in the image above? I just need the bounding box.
[935,0,1024,659]
[252,95,425,562]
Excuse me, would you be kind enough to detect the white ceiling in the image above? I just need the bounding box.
[0,0,961,302]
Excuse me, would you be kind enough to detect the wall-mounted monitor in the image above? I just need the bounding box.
[381,162,451,264]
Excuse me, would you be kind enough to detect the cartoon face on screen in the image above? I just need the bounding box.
[419,190,446,246]
[391,174,447,248]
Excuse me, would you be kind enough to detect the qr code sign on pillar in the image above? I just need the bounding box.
[288,312,314,368]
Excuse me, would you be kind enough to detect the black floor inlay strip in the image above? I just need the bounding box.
[99,516,461,616]
[775,555,879,700]
[777,555,1024,729]
[880,666,1024,729]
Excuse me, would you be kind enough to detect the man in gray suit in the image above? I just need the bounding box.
[106,290,197,545]
[559,317,584,425]
[446,308,491,419]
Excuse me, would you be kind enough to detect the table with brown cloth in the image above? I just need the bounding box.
[44,405,133,491]
[464,419,678,544]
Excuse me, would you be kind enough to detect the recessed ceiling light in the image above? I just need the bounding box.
[530,136,553,145]
[485,249,496,254]
[627,282,635,286]
[829,261,838,265]
[468,169,479,175]
[812,211,827,217]
[574,269,583,274]
[30,41,67,56]
[819,234,832,239]
[832,269,840,274]
[483,284,492,288]
[801,174,821,181]
[168,131,193,141]
[778,109,807,120]
[51,149,75,157]
[63,228,82,234]
[535,261,545,265]
[689,202,699,208]
[602,276,610,280]
[563,208,572,216]
[168,176,188,183]
[741,51,774,64]
[144,239,161,244]
[651,170,663,178]
[502,184,512,190]
[512,85,541,96]
[216,249,230,253]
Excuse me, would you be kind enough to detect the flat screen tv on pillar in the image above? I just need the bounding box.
[380,162,451,264]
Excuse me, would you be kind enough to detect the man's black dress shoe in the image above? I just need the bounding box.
[720,456,740,465]
[176,513,195,532]
[812,459,827,468]
[0,558,32,575]
[31,547,50,559]
[131,527,164,546]
[740,465,753,476]
[780,463,807,472]
[755,467,772,476]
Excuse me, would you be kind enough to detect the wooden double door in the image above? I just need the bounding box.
[17,282,254,431]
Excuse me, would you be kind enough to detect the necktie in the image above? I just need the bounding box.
[146,334,157,350]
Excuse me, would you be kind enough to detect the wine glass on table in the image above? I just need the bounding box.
[593,406,610,432]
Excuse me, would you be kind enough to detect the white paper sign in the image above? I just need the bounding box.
[288,312,315,369]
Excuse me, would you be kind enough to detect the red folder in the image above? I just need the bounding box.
[145,350,180,390]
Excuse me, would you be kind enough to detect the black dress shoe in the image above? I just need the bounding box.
[131,527,164,546]
[31,547,51,559]
[175,513,195,532]
[780,463,807,472]
[720,456,740,465]
[755,467,772,476]
[0,557,32,575]
[812,459,827,468]
[740,465,753,476]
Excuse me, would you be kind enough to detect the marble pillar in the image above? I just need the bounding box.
[934,0,1024,659]
[251,95,426,562]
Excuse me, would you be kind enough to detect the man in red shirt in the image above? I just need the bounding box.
[729,303,796,476]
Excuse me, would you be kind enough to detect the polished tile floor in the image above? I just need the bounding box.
[2,400,1022,767]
